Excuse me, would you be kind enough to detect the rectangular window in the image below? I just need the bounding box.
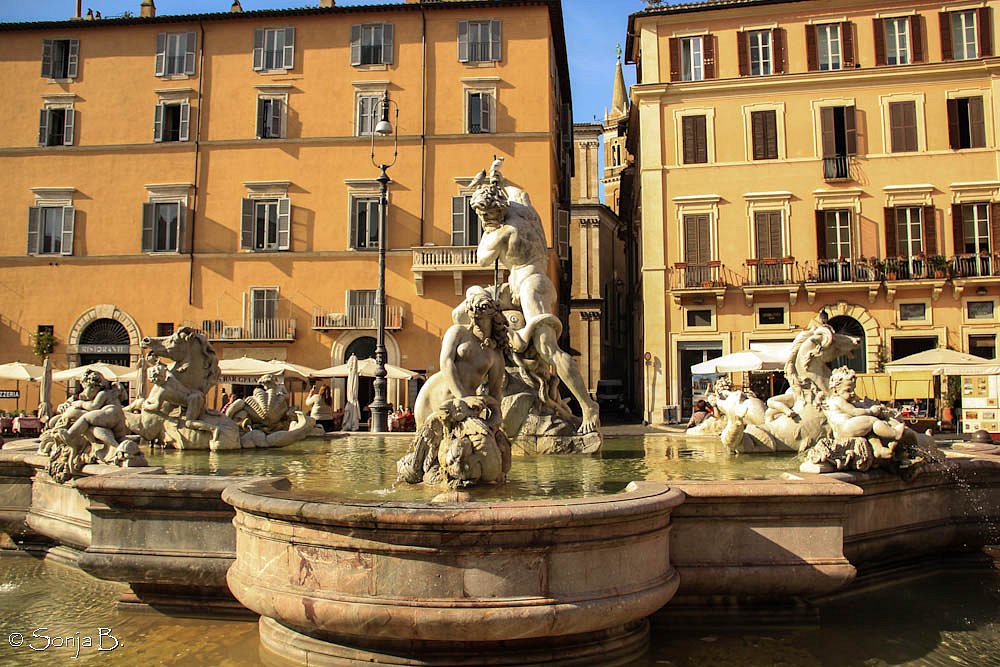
[748,29,772,76]
[817,23,842,70]
[157,322,175,337]
[155,32,196,77]
[822,209,852,259]
[41,39,79,79]
[967,300,995,320]
[750,110,778,160]
[27,206,74,256]
[758,307,786,326]
[352,197,381,250]
[351,23,393,66]
[680,36,704,81]
[952,10,979,60]
[467,91,493,134]
[969,333,996,359]
[357,94,378,136]
[948,97,986,150]
[240,197,290,251]
[253,28,295,71]
[961,203,991,254]
[683,214,711,286]
[885,17,910,65]
[754,210,784,284]
[451,195,481,246]
[681,115,708,164]
[153,102,190,142]
[458,20,501,63]
[686,309,713,328]
[888,100,918,152]
[899,302,927,321]
[250,288,278,323]
[256,97,284,139]
[254,200,280,251]
[820,105,857,179]
[895,207,924,257]
[38,107,74,147]
[140,201,181,253]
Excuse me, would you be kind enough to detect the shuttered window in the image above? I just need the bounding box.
[947,96,986,149]
[351,23,394,66]
[256,97,284,139]
[754,211,783,259]
[27,206,74,256]
[357,95,378,136]
[879,17,911,65]
[816,23,842,70]
[141,201,183,253]
[467,91,493,134]
[253,28,295,71]
[893,207,924,257]
[41,39,79,79]
[958,203,991,254]
[748,30,772,75]
[820,106,857,157]
[250,288,278,323]
[950,10,980,60]
[239,198,291,251]
[458,20,501,63]
[750,110,778,160]
[451,196,480,246]
[153,102,190,142]
[681,115,708,164]
[155,32,196,76]
[683,215,711,286]
[819,209,851,259]
[680,36,704,81]
[351,197,381,250]
[38,107,74,147]
[888,101,918,153]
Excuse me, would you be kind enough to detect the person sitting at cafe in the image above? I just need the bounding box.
[686,400,710,429]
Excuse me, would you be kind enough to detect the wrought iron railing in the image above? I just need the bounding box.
[823,155,850,181]
[312,305,404,330]
[745,258,798,286]
[188,318,296,341]
[951,253,1000,278]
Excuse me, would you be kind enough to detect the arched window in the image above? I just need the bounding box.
[344,336,377,363]
[829,315,866,373]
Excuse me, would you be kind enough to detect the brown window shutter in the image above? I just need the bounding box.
[806,25,818,71]
[969,97,986,148]
[953,204,965,254]
[815,210,828,259]
[940,12,953,61]
[844,105,858,156]
[703,35,716,79]
[889,101,904,152]
[910,15,925,63]
[695,116,708,163]
[682,116,695,163]
[947,98,960,148]
[751,111,765,159]
[737,31,749,76]
[682,116,707,164]
[990,202,1000,250]
[669,38,681,82]
[884,207,898,256]
[685,215,710,265]
[772,28,786,73]
[820,107,836,157]
[873,18,886,66]
[923,206,938,254]
[841,22,856,68]
[978,7,993,57]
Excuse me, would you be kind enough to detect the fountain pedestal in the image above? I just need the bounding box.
[223,479,683,666]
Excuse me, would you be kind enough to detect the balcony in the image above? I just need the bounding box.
[803,258,881,305]
[411,245,503,296]
[668,261,731,306]
[741,258,800,306]
[949,253,1000,299]
[823,155,850,181]
[312,305,404,331]
[191,318,296,343]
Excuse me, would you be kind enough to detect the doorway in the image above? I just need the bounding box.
[345,336,377,423]
[678,342,723,417]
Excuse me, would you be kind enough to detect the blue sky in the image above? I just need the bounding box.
[0,0,644,122]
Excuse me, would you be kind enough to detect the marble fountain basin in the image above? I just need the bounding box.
[223,478,684,666]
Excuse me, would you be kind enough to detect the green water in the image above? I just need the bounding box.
[0,556,998,666]
[143,433,799,501]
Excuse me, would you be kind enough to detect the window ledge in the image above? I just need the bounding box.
[46,78,74,84]
[158,74,192,81]
[353,63,388,71]
[462,60,499,68]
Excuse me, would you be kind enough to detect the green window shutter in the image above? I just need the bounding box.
[153,103,163,142]
[458,21,469,62]
[41,40,53,78]
[283,27,295,69]
[155,32,166,76]
[256,98,266,139]
[62,108,74,145]
[451,196,466,245]
[270,99,283,138]
[240,198,254,250]
[67,39,79,78]
[177,205,187,253]
[184,32,196,75]
[382,23,394,65]
[27,207,40,255]
[38,108,49,146]
[350,25,362,65]
[276,197,291,250]
[61,206,75,256]
[490,20,502,61]
[179,102,190,142]
[141,203,155,252]
[253,29,265,70]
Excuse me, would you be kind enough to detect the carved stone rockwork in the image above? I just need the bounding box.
[38,369,148,483]
[225,373,315,449]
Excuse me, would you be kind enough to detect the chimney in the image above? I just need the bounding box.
[73,0,82,20]
[140,0,155,18]
[231,0,243,11]
[320,0,335,7]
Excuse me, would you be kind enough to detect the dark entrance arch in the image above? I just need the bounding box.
[78,318,131,366]
[345,336,377,423]
[829,315,866,373]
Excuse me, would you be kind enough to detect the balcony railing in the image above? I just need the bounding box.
[669,262,730,289]
[745,258,799,286]
[951,253,1000,278]
[809,258,880,283]
[411,246,479,271]
[823,155,850,181]
[189,318,296,342]
[884,257,932,280]
[312,305,404,330]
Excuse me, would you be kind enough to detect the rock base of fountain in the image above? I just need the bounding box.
[513,430,603,455]
[258,617,649,667]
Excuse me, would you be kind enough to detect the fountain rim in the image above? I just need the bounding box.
[222,478,685,528]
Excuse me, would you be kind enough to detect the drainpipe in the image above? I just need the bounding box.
[419,1,427,245]
[188,21,206,306]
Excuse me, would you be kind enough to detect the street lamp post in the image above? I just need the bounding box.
[369,92,398,433]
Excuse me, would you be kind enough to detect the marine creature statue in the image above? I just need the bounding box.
[39,369,147,483]
[467,158,602,453]
[225,373,315,448]
[400,288,511,487]
[802,366,940,478]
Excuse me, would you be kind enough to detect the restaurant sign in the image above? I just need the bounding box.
[0,390,20,399]
[78,344,130,355]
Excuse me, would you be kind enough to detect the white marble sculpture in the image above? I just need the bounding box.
[39,369,147,483]
[225,373,315,448]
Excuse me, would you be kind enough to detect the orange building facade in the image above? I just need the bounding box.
[0,0,572,410]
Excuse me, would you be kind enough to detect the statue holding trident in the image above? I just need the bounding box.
[470,158,600,436]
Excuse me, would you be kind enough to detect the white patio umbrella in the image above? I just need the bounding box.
[885,348,1000,376]
[0,362,45,414]
[266,360,316,381]
[342,354,361,432]
[52,362,137,382]
[313,357,420,380]
[690,345,790,375]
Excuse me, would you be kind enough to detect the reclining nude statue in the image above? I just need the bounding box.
[398,286,511,487]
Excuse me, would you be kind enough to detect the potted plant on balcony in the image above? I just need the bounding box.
[884,257,900,281]
[929,254,949,279]
[864,257,885,281]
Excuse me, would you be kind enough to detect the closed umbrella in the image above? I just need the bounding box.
[136,353,149,400]
[342,354,361,432]
[38,358,52,422]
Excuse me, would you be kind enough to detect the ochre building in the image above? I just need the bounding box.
[627,0,1000,422]
[0,0,572,410]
